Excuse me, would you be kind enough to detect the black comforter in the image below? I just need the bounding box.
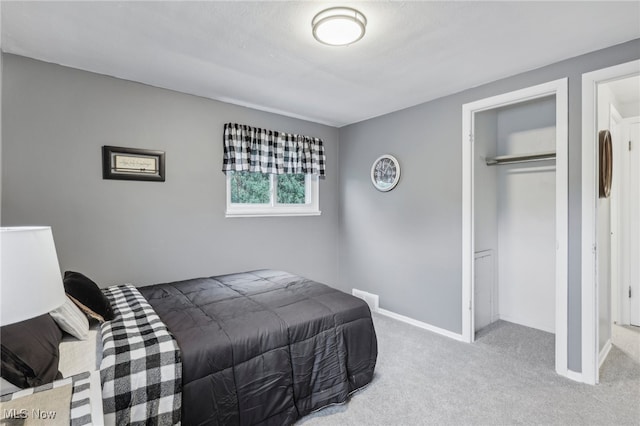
[139,270,377,425]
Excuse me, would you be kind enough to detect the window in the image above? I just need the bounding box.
[226,171,320,217]
[222,123,326,217]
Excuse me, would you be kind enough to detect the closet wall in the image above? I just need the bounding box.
[475,96,557,334]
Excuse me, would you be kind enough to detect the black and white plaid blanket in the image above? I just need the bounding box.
[100,284,182,426]
[0,372,93,425]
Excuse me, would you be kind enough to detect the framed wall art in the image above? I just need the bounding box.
[102,146,165,182]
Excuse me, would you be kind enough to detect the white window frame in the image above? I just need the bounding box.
[225,173,321,218]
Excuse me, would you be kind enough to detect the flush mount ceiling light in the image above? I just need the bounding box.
[312,7,367,46]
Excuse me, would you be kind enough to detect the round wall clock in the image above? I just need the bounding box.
[371,154,401,192]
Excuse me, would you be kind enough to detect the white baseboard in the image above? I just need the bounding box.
[375,308,591,385]
[376,308,466,342]
[352,289,379,312]
[598,339,612,369]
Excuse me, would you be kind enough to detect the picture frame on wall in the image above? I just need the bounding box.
[102,146,165,182]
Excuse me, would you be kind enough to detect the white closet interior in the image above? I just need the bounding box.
[473,96,557,334]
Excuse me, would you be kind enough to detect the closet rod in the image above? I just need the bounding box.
[486,151,556,166]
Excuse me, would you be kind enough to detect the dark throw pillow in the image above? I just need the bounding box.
[63,271,115,322]
[0,314,64,389]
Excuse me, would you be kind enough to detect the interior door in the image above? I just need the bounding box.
[630,121,640,326]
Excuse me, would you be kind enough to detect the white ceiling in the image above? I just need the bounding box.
[2,1,639,127]
[605,74,640,118]
[607,75,640,105]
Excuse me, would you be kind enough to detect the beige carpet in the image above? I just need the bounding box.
[299,314,640,425]
[612,323,640,364]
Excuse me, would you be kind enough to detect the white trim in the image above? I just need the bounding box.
[226,173,320,217]
[351,288,380,312]
[462,79,569,377]
[226,210,321,218]
[609,106,623,326]
[565,369,584,383]
[461,106,474,342]
[556,80,569,379]
[376,308,466,342]
[598,339,612,369]
[581,59,640,386]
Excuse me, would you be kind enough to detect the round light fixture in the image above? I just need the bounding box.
[312,7,367,46]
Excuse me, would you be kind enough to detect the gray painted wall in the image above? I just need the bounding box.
[3,40,640,375]
[337,39,640,372]
[0,49,3,223]
[1,54,340,288]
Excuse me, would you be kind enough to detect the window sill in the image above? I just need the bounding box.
[225,209,321,218]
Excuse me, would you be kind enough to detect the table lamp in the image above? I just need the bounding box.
[1,226,67,326]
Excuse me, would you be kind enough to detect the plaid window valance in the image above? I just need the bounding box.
[222,123,326,176]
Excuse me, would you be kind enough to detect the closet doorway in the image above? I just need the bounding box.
[462,79,569,378]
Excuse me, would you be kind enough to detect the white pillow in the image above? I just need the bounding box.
[50,296,89,340]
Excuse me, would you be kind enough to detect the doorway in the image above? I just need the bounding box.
[461,79,569,377]
[581,60,640,385]
[611,107,640,362]
[608,92,640,327]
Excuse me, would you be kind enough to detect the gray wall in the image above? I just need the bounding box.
[337,39,640,372]
[1,54,340,288]
[0,49,3,223]
[3,40,640,375]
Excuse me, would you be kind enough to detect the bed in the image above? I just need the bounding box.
[110,269,377,425]
[139,269,378,425]
[1,269,377,425]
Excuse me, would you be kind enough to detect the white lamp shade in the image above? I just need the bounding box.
[1,227,66,326]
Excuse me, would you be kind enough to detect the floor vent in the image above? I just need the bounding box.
[352,289,379,312]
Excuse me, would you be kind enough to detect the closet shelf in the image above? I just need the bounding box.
[486,151,556,166]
